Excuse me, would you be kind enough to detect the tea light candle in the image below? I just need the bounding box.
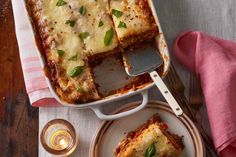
[49,129,72,150]
[40,119,78,156]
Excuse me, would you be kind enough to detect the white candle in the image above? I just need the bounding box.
[49,129,72,151]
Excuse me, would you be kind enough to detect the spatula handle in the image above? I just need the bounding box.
[149,71,183,116]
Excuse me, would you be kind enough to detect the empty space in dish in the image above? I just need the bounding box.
[90,53,153,97]
[90,39,166,98]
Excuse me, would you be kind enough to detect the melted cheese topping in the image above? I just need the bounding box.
[117,124,180,157]
[42,0,86,73]
[110,0,155,41]
[42,0,118,67]
[68,0,118,54]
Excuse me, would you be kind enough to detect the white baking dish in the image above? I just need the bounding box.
[23,0,170,120]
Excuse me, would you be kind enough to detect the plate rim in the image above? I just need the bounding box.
[89,100,205,157]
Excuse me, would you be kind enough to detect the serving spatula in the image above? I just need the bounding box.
[122,46,183,116]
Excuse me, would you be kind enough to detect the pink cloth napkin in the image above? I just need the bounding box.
[173,31,236,156]
[12,0,60,107]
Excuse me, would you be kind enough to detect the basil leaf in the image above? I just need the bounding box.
[57,50,65,57]
[77,86,84,93]
[144,143,156,157]
[98,20,104,27]
[68,66,84,77]
[79,32,90,40]
[118,21,127,28]
[56,0,67,6]
[112,9,123,18]
[68,55,78,61]
[79,6,86,16]
[65,20,76,27]
[104,27,114,46]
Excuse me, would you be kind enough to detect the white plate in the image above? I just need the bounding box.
[90,101,205,157]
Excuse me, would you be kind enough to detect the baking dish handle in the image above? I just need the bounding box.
[91,91,148,120]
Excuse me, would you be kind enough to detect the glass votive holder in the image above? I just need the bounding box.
[40,119,78,156]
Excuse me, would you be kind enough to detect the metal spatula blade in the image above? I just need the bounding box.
[123,46,163,76]
[123,46,183,116]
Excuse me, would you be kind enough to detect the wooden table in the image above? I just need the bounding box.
[1,0,236,156]
[0,0,38,156]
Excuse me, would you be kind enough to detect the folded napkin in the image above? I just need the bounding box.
[173,31,236,156]
[12,0,59,107]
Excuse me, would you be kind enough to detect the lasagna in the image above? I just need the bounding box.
[114,114,184,157]
[25,0,158,103]
[110,0,158,47]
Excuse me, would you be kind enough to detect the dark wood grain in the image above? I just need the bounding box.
[0,0,38,156]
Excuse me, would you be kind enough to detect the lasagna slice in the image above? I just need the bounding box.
[114,114,184,157]
[67,0,119,55]
[110,0,158,47]
[27,0,105,103]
